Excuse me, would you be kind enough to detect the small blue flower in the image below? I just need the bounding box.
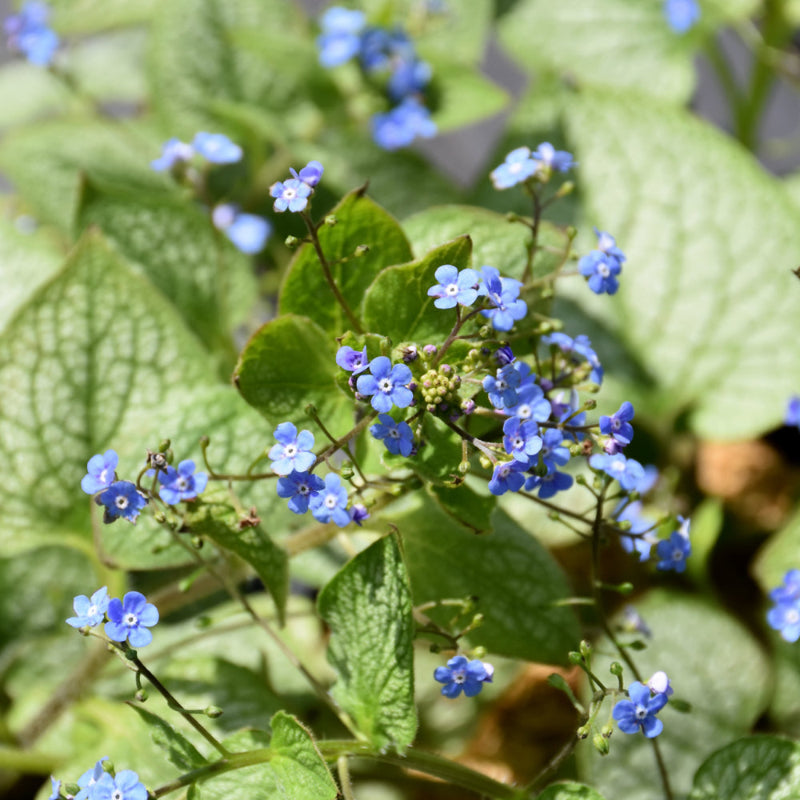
[93,769,148,800]
[542,332,603,385]
[387,57,432,100]
[317,6,366,67]
[595,228,627,264]
[483,363,522,409]
[336,345,370,374]
[270,178,313,213]
[309,473,350,527]
[621,604,652,637]
[156,460,208,505]
[296,160,324,187]
[615,501,653,562]
[434,655,493,698]
[212,204,271,254]
[770,569,800,605]
[525,468,573,499]
[538,429,571,474]
[81,449,119,495]
[664,0,700,33]
[269,422,316,476]
[48,776,61,800]
[600,401,635,447]
[97,481,148,524]
[648,671,674,697]
[478,266,527,332]
[589,453,645,492]
[613,681,668,738]
[75,757,109,800]
[356,356,414,413]
[4,2,58,66]
[785,396,800,429]
[502,416,542,462]
[427,264,480,309]
[579,250,622,295]
[488,460,527,496]
[192,132,242,164]
[504,382,552,423]
[372,97,436,151]
[370,413,415,456]
[531,141,575,174]
[489,146,538,190]
[276,470,325,514]
[350,503,370,526]
[655,517,691,573]
[767,570,800,642]
[495,345,515,366]
[105,591,159,648]
[66,586,109,629]
[151,138,194,172]
[359,26,415,72]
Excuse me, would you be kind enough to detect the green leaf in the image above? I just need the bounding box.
[429,483,495,535]
[49,0,159,33]
[233,313,354,435]
[564,91,800,438]
[383,495,580,662]
[414,0,493,65]
[280,187,414,335]
[317,533,417,751]
[689,736,800,800]
[362,236,471,345]
[0,62,72,131]
[753,509,800,596]
[127,704,208,772]
[431,66,510,133]
[193,713,337,800]
[0,231,210,550]
[537,784,608,800]
[410,414,466,486]
[585,590,771,800]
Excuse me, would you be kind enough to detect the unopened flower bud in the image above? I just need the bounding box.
[340,462,354,480]
[423,344,437,356]
[324,214,338,226]
[354,244,370,256]
[205,705,224,718]
[284,235,300,249]
[555,181,575,198]
[135,689,148,702]
[593,733,609,755]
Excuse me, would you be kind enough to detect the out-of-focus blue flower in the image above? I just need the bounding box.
[664,0,700,33]
[81,450,118,495]
[359,26,415,72]
[771,569,800,605]
[192,132,242,164]
[427,264,480,309]
[356,356,414,412]
[434,655,493,698]
[600,401,635,447]
[387,57,432,100]
[336,345,370,374]
[531,142,575,174]
[4,2,58,66]
[613,681,668,738]
[785,396,800,429]
[156,460,208,505]
[767,570,800,642]
[269,422,316,476]
[595,228,627,264]
[105,591,159,648]
[296,160,324,187]
[93,769,148,800]
[309,473,350,527]
[151,138,194,172]
[66,586,109,629]
[370,413,414,456]
[502,416,542,462]
[478,266,527,332]
[212,204,271,254]
[579,250,622,295]
[97,481,148,524]
[525,468,573,499]
[48,776,61,800]
[615,500,653,562]
[488,460,527,496]
[542,332,603,385]
[75,757,109,800]
[589,452,645,492]
[621,604,652,637]
[270,178,313,213]
[317,6,366,67]
[655,517,691,573]
[372,97,436,150]
[276,470,325,514]
[489,146,538,190]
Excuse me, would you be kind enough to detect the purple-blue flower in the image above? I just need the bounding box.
[93,769,148,800]
[269,422,316,476]
[489,146,538,190]
[66,586,109,629]
[336,345,370,374]
[212,204,271,254]
[309,473,350,527]
[81,450,119,495]
[622,605,652,637]
[434,655,493,698]
[495,345,515,367]
[785,396,800,429]
[613,681,668,738]
[370,413,414,456]
[427,264,480,309]
[483,363,522,409]
[615,500,653,562]
[372,97,436,151]
[542,332,603,385]
[387,57,432,100]
[359,26,415,71]
[579,250,622,295]
[478,266,527,332]
[589,452,645,492]
[770,568,800,605]
[488,460,527,496]
[664,0,700,33]
[531,142,575,174]
[4,1,58,66]
[151,138,194,172]
[502,417,542,463]
[600,401,635,447]
[767,570,800,642]
[105,591,159,648]
[648,671,674,697]
[504,382,552,423]
[75,757,109,800]
[48,776,61,800]
[317,6,366,67]
[97,481,148,524]
[356,356,414,412]
[525,468,573,499]
[276,470,325,514]
[655,517,691,573]
[270,178,312,213]
[296,160,324,187]
[538,429,571,474]
[350,503,370,526]
[192,132,242,164]
[156,460,208,505]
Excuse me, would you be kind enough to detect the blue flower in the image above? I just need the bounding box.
[370,413,414,456]
[93,770,148,800]
[48,776,61,800]
[621,604,652,637]
[478,266,527,332]
[531,141,575,174]
[664,0,700,33]
[525,468,573,499]
[270,178,312,213]
[600,401,635,447]
[785,396,800,429]
[613,681,668,738]
[595,228,627,264]
[489,146,538,190]
[317,7,366,67]
[309,473,350,527]
[156,460,208,505]
[192,132,242,164]
[579,250,622,295]
[97,481,148,524]
[359,26,415,72]
[647,671,674,697]
[212,205,271,254]
[350,503,370,526]
[434,655,493,698]
[504,382,552,423]
[615,501,653,561]
[767,570,800,642]
[372,97,436,151]
[336,345,370,374]
[4,1,58,66]
[427,264,480,309]
[151,138,194,172]
[502,417,542,462]
[81,450,118,495]
[483,364,522,409]
[356,356,414,412]
[387,57,432,100]
[105,591,159,648]
[770,569,800,605]
[538,429,570,474]
[66,586,109,629]
[589,453,645,492]
[296,160,324,187]
[655,517,691,573]
[495,345,515,366]
[269,422,316,476]
[488,460,527,496]
[542,332,603,385]
[75,757,109,800]
[276,470,325,514]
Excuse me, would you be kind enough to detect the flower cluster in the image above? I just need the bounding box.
[490,142,574,190]
[317,7,436,150]
[4,1,58,66]
[578,228,626,296]
[612,675,671,738]
[67,588,159,648]
[270,160,324,214]
[434,655,494,698]
[151,132,242,172]
[767,569,800,642]
[51,758,147,800]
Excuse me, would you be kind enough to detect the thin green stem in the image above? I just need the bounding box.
[433,306,483,367]
[522,188,543,284]
[338,755,357,800]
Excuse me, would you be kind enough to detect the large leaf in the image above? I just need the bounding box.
[584,590,771,800]
[689,736,800,800]
[431,66,510,133]
[565,91,800,438]
[537,784,608,800]
[280,187,414,335]
[317,533,417,751]
[49,0,158,33]
[0,232,210,551]
[383,495,581,663]
[0,62,72,131]
[752,509,800,595]
[128,705,208,772]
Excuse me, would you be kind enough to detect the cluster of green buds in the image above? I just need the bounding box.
[419,364,462,413]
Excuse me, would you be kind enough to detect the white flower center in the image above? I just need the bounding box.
[495,379,507,391]
[115,495,129,510]
[112,790,124,800]
[284,444,297,457]
[635,705,647,720]
[445,283,459,296]
[325,494,338,509]
[378,378,394,393]
[88,604,97,616]
[598,262,611,278]
[176,477,189,490]
[125,612,138,626]
[298,483,310,496]
[283,187,297,200]
[389,429,400,438]
[787,608,800,624]
[453,672,466,684]
[517,404,532,419]
[513,436,524,448]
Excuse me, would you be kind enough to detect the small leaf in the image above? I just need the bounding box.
[280,187,414,335]
[127,704,207,772]
[317,533,417,751]
[753,509,800,596]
